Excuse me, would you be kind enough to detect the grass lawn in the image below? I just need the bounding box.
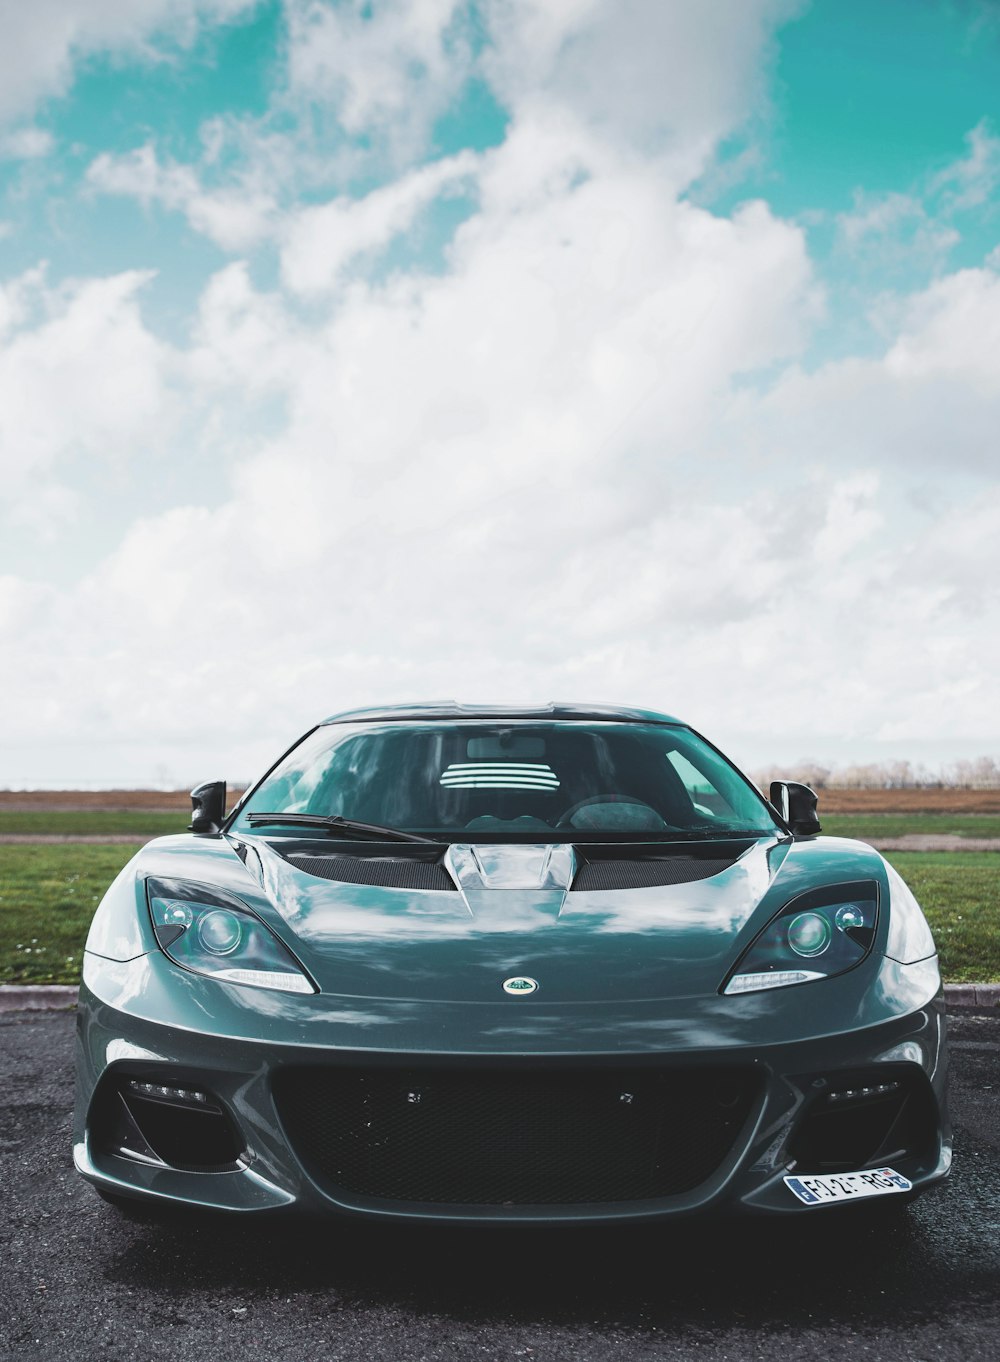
[1,844,997,985]
[0,845,145,984]
[821,812,1000,840]
[885,852,1000,983]
[0,810,188,837]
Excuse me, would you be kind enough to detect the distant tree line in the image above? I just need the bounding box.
[751,756,1000,790]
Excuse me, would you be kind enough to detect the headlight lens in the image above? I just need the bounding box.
[147,879,315,994]
[786,911,832,957]
[723,882,878,995]
[197,909,243,955]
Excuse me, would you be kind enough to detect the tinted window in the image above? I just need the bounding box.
[234,721,777,842]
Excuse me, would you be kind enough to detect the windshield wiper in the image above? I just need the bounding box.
[678,826,773,840]
[245,813,440,844]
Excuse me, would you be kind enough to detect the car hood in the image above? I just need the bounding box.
[212,834,807,1003]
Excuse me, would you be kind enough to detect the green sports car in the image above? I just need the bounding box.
[74,703,949,1221]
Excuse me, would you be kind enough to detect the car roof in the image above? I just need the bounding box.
[320,701,684,726]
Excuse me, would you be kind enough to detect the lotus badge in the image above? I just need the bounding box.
[502,976,539,996]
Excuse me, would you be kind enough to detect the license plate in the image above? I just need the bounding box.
[784,1167,912,1206]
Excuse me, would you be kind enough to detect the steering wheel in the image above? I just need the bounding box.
[554,794,672,831]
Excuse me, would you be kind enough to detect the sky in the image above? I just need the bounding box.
[0,0,998,788]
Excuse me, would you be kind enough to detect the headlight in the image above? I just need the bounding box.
[147,878,315,994]
[723,882,878,995]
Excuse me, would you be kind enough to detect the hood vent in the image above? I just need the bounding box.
[286,853,456,892]
[282,846,744,893]
[571,856,737,892]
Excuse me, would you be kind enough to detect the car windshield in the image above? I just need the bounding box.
[232,720,779,843]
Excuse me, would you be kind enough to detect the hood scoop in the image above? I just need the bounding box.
[445,843,577,922]
[445,843,577,892]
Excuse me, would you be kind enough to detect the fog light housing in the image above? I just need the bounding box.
[789,1069,936,1172]
[93,1075,245,1171]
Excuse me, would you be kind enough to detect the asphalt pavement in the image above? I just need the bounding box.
[1,1007,999,1362]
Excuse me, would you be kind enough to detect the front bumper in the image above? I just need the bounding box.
[74,950,950,1223]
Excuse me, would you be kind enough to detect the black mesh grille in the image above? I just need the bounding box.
[287,854,456,891]
[274,1066,759,1206]
[571,857,735,891]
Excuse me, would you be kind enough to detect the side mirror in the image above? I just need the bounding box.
[189,780,226,836]
[769,780,821,837]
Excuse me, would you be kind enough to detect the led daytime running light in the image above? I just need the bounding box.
[725,969,825,995]
[127,1080,210,1104]
[213,967,314,993]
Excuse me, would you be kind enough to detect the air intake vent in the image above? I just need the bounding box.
[94,1077,243,1171]
[789,1069,937,1172]
[274,1065,760,1206]
[572,856,736,892]
[287,853,456,891]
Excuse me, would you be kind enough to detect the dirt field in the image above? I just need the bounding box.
[1,787,998,813]
[0,789,247,812]
[814,788,1000,814]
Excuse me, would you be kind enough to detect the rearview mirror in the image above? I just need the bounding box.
[189,780,226,836]
[769,780,821,837]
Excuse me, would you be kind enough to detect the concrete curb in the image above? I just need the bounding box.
[0,984,78,1012]
[943,984,1000,1010]
[2,982,999,1012]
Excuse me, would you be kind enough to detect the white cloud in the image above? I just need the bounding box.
[835,189,959,271]
[888,484,1000,617]
[87,144,277,252]
[280,151,478,294]
[0,268,172,496]
[833,121,1000,278]
[0,265,44,337]
[186,261,303,391]
[3,452,997,783]
[0,126,54,159]
[837,193,924,247]
[0,0,256,126]
[8,129,1000,780]
[278,0,795,181]
[811,473,883,566]
[885,266,1000,389]
[1,97,832,777]
[5,482,80,541]
[84,0,797,260]
[483,0,796,181]
[285,0,472,156]
[731,264,1000,479]
[2,0,998,785]
[930,118,1000,212]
